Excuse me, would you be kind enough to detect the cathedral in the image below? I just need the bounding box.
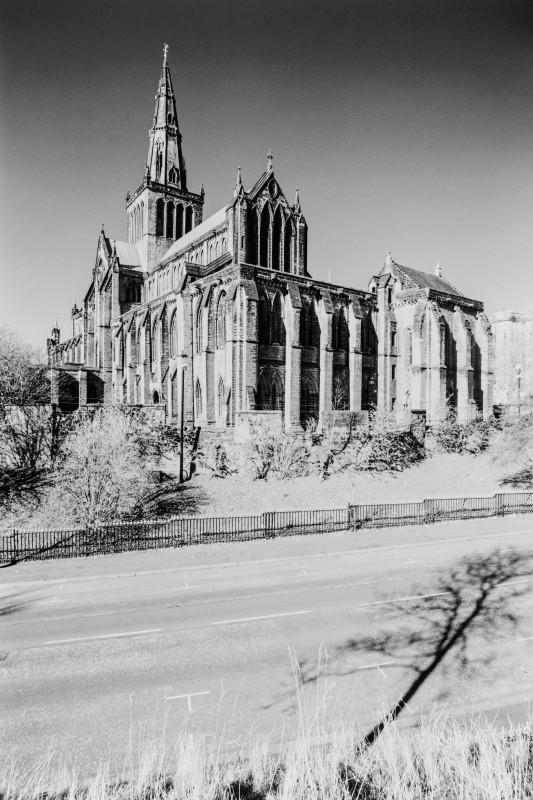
[48,50,494,432]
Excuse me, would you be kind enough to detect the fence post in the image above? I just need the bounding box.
[262,512,276,539]
[495,493,504,516]
[348,504,360,531]
[423,498,435,524]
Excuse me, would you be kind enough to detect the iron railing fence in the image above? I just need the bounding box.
[2,492,532,564]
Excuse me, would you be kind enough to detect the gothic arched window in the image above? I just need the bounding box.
[217,376,225,419]
[247,206,259,264]
[271,292,285,345]
[259,203,270,268]
[151,322,158,366]
[216,292,226,349]
[185,206,193,234]
[258,289,271,344]
[333,306,349,351]
[195,379,202,415]
[272,206,282,271]
[155,199,165,236]
[300,299,319,348]
[176,204,184,238]
[170,311,178,357]
[166,202,174,238]
[405,327,413,366]
[284,220,293,273]
[195,304,203,353]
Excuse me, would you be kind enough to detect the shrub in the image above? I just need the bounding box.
[245,426,309,480]
[45,408,151,526]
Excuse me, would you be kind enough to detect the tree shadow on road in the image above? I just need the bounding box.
[290,548,533,749]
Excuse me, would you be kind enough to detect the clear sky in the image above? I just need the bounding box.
[1,0,532,349]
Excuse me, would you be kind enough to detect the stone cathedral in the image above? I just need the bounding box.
[48,51,494,431]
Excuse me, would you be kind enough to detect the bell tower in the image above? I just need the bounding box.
[126,45,204,272]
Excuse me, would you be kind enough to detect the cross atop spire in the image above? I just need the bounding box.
[267,148,273,172]
[163,43,169,66]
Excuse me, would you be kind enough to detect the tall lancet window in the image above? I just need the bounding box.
[155,141,163,180]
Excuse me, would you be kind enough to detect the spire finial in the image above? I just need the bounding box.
[163,43,169,66]
[294,187,301,213]
[101,222,105,234]
[267,148,273,171]
[435,261,442,277]
[234,165,243,196]
[385,250,393,267]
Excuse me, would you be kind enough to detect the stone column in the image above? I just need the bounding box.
[239,280,259,414]
[347,297,362,412]
[410,302,427,413]
[454,306,475,423]
[317,293,334,430]
[475,312,494,419]
[426,304,446,424]
[284,283,302,430]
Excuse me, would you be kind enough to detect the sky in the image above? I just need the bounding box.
[1,0,533,350]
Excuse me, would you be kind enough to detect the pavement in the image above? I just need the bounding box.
[2,514,533,773]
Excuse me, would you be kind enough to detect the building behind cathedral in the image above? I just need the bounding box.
[48,51,494,431]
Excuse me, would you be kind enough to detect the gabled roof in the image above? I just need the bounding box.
[160,206,228,265]
[382,258,464,297]
[396,264,464,296]
[109,240,142,268]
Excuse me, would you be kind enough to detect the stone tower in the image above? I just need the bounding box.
[125,45,204,271]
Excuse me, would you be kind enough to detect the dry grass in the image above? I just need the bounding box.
[2,713,532,800]
[168,452,507,517]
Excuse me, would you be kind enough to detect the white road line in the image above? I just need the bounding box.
[356,661,395,673]
[166,690,211,712]
[44,628,161,644]
[213,609,314,626]
[360,592,450,608]
[517,636,533,642]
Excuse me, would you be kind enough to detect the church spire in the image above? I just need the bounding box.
[146,46,187,190]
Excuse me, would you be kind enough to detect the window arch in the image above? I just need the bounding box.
[155,198,165,236]
[284,220,293,273]
[155,142,163,179]
[170,311,178,357]
[258,289,271,344]
[151,321,159,366]
[185,206,193,234]
[405,327,413,366]
[195,380,202,415]
[166,202,174,238]
[217,376,225,419]
[176,204,184,238]
[271,292,285,345]
[332,306,349,351]
[440,319,447,365]
[247,206,259,264]
[195,303,203,353]
[168,166,178,184]
[259,203,270,268]
[300,299,320,348]
[221,237,227,254]
[216,292,226,349]
[300,375,319,421]
[272,206,282,271]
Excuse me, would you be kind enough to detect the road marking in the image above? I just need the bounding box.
[360,592,450,608]
[302,569,322,576]
[166,690,210,712]
[356,661,395,676]
[38,597,66,604]
[213,609,314,626]
[44,628,161,644]
[517,636,533,642]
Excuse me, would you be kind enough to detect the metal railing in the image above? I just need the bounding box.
[1,492,532,564]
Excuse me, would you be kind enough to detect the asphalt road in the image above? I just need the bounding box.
[2,515,533,772]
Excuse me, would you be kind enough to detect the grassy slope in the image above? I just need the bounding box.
[171,453,508,518]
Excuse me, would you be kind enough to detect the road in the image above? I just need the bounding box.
[1,515,533,772]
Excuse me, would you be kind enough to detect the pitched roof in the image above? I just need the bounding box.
[110,240,142,268]
[388,261,464,297]
[160,206,228,264]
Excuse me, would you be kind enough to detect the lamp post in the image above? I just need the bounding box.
[516,363,522,416]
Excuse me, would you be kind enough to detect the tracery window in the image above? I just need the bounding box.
[195,304,203,353]
[216,292,226,349]
[170,311,178,357]
[155,199,165,236]
[271,292,285,345]
[195,379,202,415]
